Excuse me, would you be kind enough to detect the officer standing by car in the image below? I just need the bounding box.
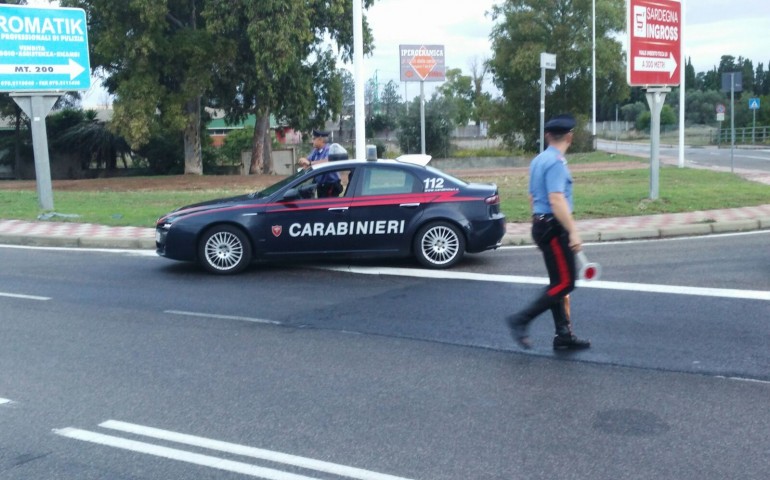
[297,130,342,197]
[506,114,591,351]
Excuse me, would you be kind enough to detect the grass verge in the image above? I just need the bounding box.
[1,154,768,226]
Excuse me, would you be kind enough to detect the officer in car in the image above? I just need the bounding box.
[506,114,591,351]
[297,130,343,197]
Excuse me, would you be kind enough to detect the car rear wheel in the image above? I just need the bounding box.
[413,221,465,269]
[198,225,252,274]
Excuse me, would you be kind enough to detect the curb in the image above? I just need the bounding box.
[0,234,156,250]
[500,218,770,246]
[1,218,768,250]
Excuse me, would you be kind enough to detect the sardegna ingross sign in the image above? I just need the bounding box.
[627,0,681,87]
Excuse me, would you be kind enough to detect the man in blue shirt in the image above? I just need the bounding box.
[298,130,342,197]
[506,114,591,350]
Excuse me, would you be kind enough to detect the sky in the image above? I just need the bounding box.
[23,0,770,105]
[356,0,770,99]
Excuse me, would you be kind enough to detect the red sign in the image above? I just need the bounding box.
[627,0,681,86]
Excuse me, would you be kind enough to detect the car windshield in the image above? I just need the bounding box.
[250,168,311,198]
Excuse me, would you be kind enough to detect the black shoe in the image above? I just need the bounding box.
[506,316,532,350]
[553,334,591,350]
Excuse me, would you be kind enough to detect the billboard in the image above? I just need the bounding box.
[0,4,91,92]
[399,44,445,82]
[627,0,681,87]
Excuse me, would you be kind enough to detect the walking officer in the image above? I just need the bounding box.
[506,114,591,350]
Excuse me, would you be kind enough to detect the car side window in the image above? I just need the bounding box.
[293,168,354,199]
[360,167,423,196]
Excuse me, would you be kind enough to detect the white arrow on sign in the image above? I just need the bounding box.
[0,59,86,80]
[633,53,678,78]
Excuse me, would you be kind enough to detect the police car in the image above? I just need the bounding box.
[155,153,506,274]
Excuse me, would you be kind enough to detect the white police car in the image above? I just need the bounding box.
[155,154,506,274]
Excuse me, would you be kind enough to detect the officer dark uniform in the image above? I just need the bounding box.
[305,130,342,197]
[506,114,591,350]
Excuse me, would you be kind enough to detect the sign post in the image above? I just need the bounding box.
[721,72,742,173]
[0,4,90,210]
[627,0,681,200]
[539,52,556,153]
[716,103,725,145]
[400,45,445,155]
[749,98,760,144]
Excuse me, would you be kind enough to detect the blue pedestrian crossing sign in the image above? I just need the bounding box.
[748,98,760,110]
[0,5,91,92]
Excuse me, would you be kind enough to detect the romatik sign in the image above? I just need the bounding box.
[627,0,681,87]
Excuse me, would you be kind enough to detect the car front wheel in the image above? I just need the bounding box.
[198,225,252,274]
[413,221,465,269]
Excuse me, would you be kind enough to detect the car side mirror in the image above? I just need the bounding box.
[281,188,300,201]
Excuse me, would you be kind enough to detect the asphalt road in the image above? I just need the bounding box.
[1,233,769,479]
[597,139,770,173]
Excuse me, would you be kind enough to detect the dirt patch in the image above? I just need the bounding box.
[0,161,648,192]
[0,174,280,192]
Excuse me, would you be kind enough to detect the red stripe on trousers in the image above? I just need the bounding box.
[547,236,572,297]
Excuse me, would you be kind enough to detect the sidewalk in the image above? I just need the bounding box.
[2,204,769,250]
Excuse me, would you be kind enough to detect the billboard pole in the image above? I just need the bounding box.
[420,81,426,154]
[645,87,670,200]
[627,0,681,200]
[353,0,366,159]
[0,5,91,211]
[10,94,60,210]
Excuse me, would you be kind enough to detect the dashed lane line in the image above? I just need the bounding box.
[0,291,51,301]
[164,310,281,325]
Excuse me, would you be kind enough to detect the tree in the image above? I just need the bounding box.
[755,62,769,96]
[488,0,627,151]
[61,0,223,175]
[338,69,356,139]
[379,80,404,120]
[399,95,453,157]
[469,56,491,127]
[685,57,696,90]
[49,109,132,171]
[202,0,374,174]
[684,90,725,125]
[437,68,474,128]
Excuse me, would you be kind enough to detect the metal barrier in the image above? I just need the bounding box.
[714,126,770,146]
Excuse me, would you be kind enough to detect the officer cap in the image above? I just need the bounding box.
[312,129,330,138]
[544,114,576,134]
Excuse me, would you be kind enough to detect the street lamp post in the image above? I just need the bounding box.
[592,0,596,145]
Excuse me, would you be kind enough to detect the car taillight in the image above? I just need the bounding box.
[485,194,500,205]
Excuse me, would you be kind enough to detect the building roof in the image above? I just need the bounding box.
[206,114,280,131]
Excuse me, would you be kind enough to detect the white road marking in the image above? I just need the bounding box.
[0,244,155,256]
[499,229,770,250]
[0,291,51,301]
[164,310,281,325]
[54,428,319,480]
[321,266,770,301]
[101,420,414,480]
[54,421,415,480]
[717,376,770,386]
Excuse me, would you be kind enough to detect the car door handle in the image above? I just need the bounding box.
[328,207,349,212]
[399,203,421,208]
